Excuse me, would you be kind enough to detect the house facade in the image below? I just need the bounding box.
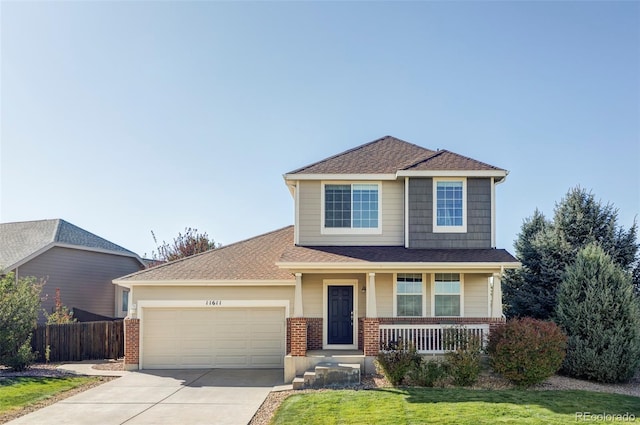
[115,136,519,380]
[0,219,145,322]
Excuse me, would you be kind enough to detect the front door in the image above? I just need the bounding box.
[327,285,353,345]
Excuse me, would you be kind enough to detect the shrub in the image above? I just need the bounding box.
[407,358,448,387]
[4,339,37,371]
[556,243,640,383]
[375,340,420,386]
[487,318,566,387]
[0,272,42,370]
[443,327,483,386]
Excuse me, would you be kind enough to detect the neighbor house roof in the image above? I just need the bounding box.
[116,226,519,283]
[285,135,505,176]
[115,226,297,283]
[0,219,142,271]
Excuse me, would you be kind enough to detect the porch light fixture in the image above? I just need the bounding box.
[361,285,366,293]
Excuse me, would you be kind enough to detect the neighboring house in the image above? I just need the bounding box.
[0,219,145,322]
[115,136,519,381]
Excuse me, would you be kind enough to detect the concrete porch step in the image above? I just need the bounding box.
[295,362,361,389]
[292,377,305,390]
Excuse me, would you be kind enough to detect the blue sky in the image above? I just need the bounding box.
[1,1,638,257]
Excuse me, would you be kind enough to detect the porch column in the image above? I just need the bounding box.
[293,273,303,318]
[491,272,503,318]
[366,272,377,318]
[124,318,140,371]
[289,317,307,356]
[363,318,380,356]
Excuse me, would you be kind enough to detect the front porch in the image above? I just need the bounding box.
[284,317,503,382]
[282,267,510,383]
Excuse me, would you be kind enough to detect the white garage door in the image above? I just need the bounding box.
[142,307,285,369]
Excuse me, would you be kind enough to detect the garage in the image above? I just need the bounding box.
[141,307,285,369]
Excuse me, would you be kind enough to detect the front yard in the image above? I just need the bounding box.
[0,376,103,423]
[271,388,640,424]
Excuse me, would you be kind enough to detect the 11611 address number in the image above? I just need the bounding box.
[205,300,222,306]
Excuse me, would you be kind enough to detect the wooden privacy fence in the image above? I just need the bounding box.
[31,320,124,362]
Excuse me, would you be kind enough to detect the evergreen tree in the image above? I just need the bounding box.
[503,187,638,319]
[556,243,640,383]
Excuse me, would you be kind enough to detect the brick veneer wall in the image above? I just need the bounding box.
[289,317,307,356]
[286,318,291,354]
[358,318,364,351]
[363,318,380,356]
[124,318,140,367]
[307,318,323,350]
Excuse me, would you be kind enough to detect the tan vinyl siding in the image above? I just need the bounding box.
[132,285,294,306]
[301,273,366,317]
[373,273,394,317]
[16,246,142,322]
[464,273,490,317]
[297,180,404,246]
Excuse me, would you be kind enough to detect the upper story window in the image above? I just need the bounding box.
[322,183,381,234]
[433,178,467,233]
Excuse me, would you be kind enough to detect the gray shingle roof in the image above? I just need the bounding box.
[286,136,505,175]
[0,219,140,270]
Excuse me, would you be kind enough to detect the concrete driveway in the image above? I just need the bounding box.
[8,369,284,425]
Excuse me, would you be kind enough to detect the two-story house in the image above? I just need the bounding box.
[115,136,519,381]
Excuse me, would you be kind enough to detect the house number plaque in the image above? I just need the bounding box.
[205,300,222,306]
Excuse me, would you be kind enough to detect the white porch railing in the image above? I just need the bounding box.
[379,324,490,354]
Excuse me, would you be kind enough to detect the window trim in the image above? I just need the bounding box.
[393,272,427,317]
[430,273,465,317]
[432,177,467,233]
[321,181,382,235]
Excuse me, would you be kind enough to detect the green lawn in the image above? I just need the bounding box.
[272,388,640,425]
[0,376,99,415]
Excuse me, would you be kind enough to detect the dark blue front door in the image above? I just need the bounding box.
[328,285,353,345]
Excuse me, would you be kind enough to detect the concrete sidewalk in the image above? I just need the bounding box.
[7,368,283,425]
[56,360,129,377]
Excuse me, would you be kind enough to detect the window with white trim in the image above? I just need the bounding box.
[396,273,423,316]
[122,289,129,313]
[433,178,466,233]
[323,183,380,231]
[434,273,461,316]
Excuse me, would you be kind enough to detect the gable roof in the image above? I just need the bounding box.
[285,135,505,176]
[0,219,142,271]
[115,226,296,283]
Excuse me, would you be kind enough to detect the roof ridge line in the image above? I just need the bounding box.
[404,148,504,171]
[438,149,503,170]
[401,149,445,170]
[52,218,63,243]
[285,135,432,175]
[285,136,391,175]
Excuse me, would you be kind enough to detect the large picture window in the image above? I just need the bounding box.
[324,183,380,230]
[396,273,423,317]
[434,273,461,316]
[433,178,466,233]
